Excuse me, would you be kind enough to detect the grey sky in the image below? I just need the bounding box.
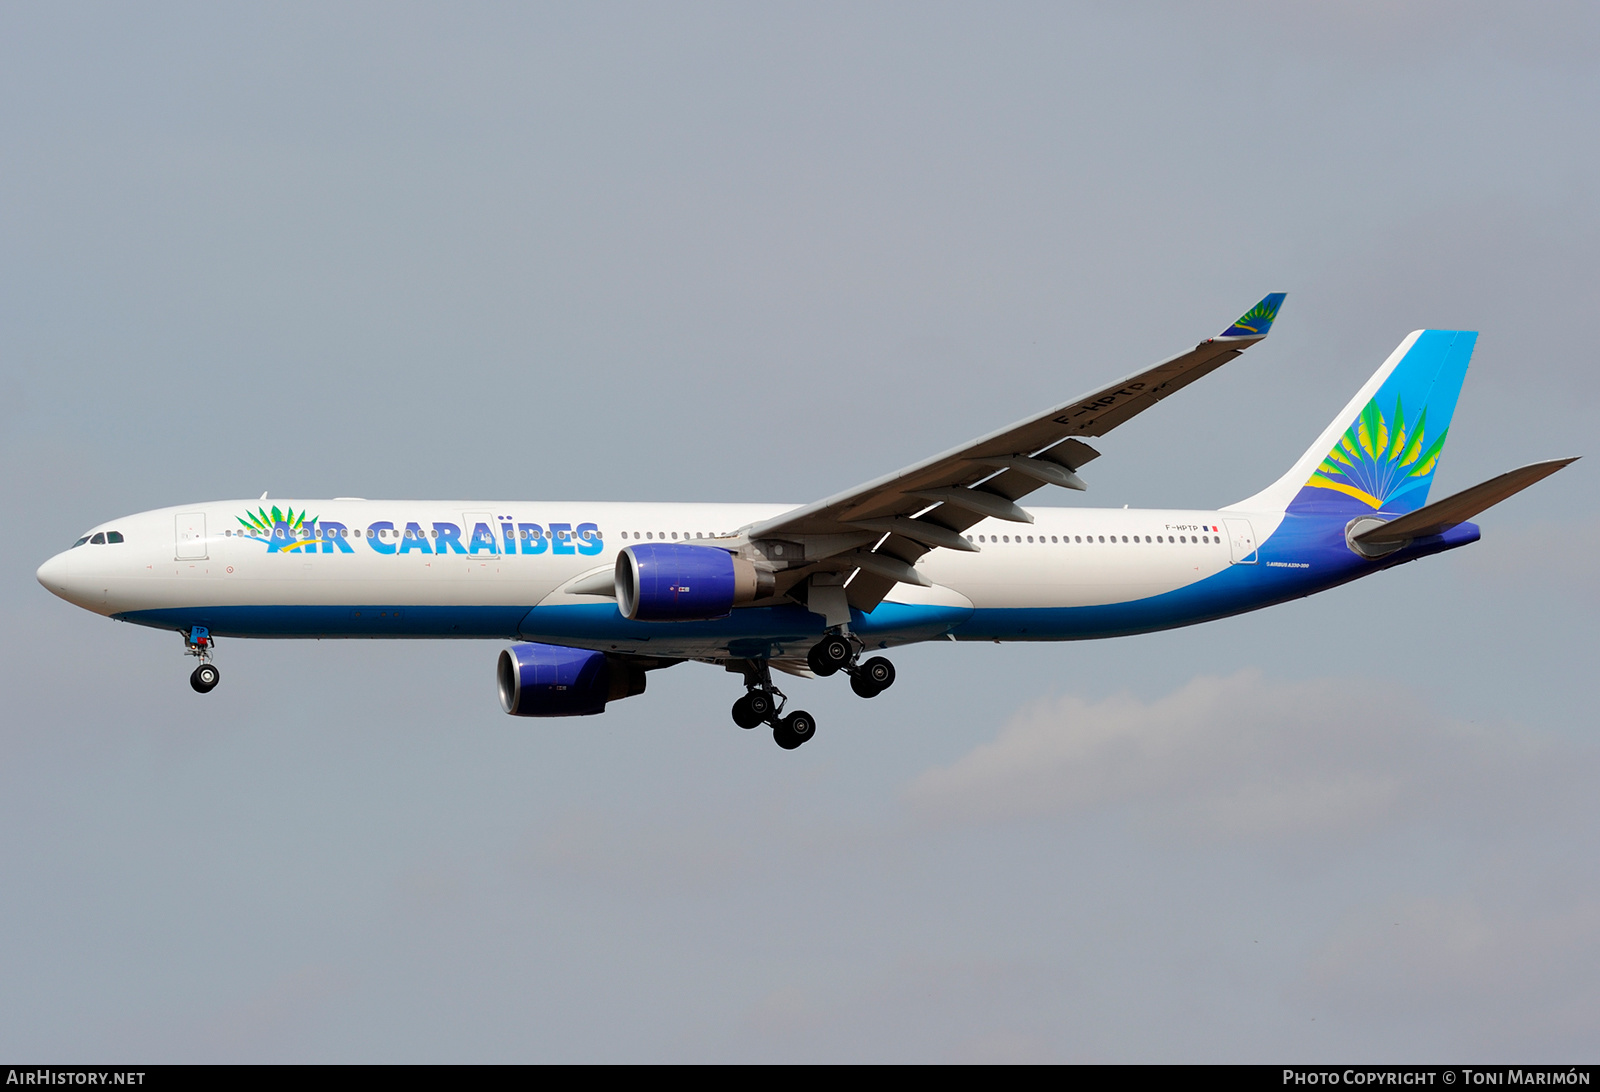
[2,2,1596,1061]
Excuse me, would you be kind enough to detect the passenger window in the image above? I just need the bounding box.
[90,533,106,544]
[107,531,124,543]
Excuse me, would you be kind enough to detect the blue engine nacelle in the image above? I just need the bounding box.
[497,642,647,717]
[614,543,773,621]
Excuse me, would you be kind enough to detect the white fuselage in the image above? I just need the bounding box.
[38,499,1301,660]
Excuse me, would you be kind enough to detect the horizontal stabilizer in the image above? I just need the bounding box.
[1352,458,1578,545]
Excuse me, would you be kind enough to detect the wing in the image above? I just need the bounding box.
[738,293,1288,612]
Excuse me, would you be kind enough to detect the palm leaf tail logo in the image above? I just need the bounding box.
[1305,395,1445,510]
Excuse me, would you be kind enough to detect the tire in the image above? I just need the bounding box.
[773,710,815,749]
[807,635,851,677]
[731,695,763,729]
[850,672,881,699]
[860,656,895,691]
[747,691,773,720]
[190,664,220,694]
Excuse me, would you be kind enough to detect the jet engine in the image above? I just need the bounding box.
[614,543,773,621]
[497,642,646,717]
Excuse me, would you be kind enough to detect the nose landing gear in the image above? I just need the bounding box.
[184,626,220,693]
[190,662,220,693]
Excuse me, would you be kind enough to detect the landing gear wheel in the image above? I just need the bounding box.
[860,656,894,691]
[731,695,763,729]
[747,690,774,721]
[807,634,853,677]
[847,657,893,698]
[772,710,816,750]
[732,690,777,729]
[190,663,220,694]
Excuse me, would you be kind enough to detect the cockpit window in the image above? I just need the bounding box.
[106,531,124,543]
[90,532,106,544]
[72,536,90,548]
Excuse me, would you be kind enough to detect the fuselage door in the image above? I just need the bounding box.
[176,513,208,560]
[462,510,501,556]
[1224,518,1257,564]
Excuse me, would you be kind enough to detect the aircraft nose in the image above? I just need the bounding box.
[36,551,74,599]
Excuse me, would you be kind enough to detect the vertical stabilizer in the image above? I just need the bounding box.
[1227,330,1476,517]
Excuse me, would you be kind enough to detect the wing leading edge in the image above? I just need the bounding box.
[739,294,1288,613]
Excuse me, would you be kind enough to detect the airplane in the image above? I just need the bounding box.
[35,295,1576,750]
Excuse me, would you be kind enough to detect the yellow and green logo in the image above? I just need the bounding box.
[1305,396,1447,510]
[237,505,321,552]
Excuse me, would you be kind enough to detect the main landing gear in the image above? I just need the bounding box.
[807,633,896,699]
[726,632,897,750]
[731,661,816,750]
[184,626,220,694]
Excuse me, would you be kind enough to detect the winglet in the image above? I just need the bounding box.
[1218,293,1287,339]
